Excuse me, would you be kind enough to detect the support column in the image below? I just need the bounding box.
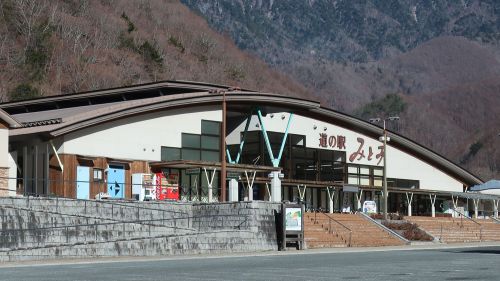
[297,185,306,202]
[270,172,281,202]
[451,195,459,217]
[203,167,216,203]
[265,183,271,202]
[429,194,437,218]
[326,187,335,214]
[257,110,293,203]
[493,199,499,219]
[22,146,28,194]
[34,144,38,195]
[405,192,414,217]
[473,199,480,219]
[228,178,239,202]
[243,170,256,201]
[451,195,459,209]
[355,190,363,211]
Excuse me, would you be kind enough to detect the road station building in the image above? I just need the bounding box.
[0,81,496,217]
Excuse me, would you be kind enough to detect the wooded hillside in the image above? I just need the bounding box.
[0,0,310,101]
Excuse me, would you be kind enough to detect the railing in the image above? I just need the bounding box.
[313,212,352,247]
[359,212,410,244]
[491,217,500,224]
[0,191,191,228]
[0,213,251,250]
[452,208,483,241]
[0,176,221,204]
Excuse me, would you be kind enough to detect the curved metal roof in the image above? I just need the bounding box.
[3,80,483,186]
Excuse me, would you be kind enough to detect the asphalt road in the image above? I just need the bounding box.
[0,245,499,281]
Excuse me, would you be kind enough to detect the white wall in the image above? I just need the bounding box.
[61,106,221,161]
[0,129,8,167]
[8,151,17,195]
[227,113,464,192]
[386,146,463,192]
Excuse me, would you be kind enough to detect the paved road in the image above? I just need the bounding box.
[0,245,499,280]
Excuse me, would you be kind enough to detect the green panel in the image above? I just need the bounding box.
[201,150,220,161]
[182,134,200,148]
[161,147,181,161]
[201,135,220,150]
[182,148,200,160]
[246,131,260,142]
[201,120,220,135]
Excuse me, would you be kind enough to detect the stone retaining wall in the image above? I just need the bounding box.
[0,197,281,262]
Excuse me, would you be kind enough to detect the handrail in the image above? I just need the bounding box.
[321,213,352,247]
[0,213,251,234]
[0,217,195,234]
[0,200,190,230]
[2,194,190,219]
[452,208,482,241]
[358,212,410,244]
[491,217,500,224]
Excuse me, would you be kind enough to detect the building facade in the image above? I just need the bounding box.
[1,81,492,217]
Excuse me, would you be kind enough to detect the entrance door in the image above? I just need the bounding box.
[76,166,90,199]
[108,164,125,198]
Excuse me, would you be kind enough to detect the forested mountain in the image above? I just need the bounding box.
[183,0,500,180]
[0,0,499,180]
[0,0,310,101]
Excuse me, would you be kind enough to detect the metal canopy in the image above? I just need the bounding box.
[469,180,500,191]
[149,160,280,172]
[450,191,500,200]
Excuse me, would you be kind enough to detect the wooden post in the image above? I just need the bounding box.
[220,91,227,202]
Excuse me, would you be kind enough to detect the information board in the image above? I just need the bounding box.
[285,207,302,231]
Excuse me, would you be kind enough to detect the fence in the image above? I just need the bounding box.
[0,176,223,203]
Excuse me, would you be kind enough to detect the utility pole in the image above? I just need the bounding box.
[369,116,399,220]
[220,91,227,202]
[382,120,388,220]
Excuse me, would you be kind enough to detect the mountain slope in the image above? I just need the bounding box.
[183,0,500,180]
[0,0,311,101]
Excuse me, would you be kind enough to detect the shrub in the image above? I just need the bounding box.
[118,33,137,51]
[120,12,136,33]
[460,141,483,164]
[138,40,163,65]
[382,221,433,241]
[24,20,54,80]
[168,36,185,53]
[355,93,407,120]
[9,83,42,101]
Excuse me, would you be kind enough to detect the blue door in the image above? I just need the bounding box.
[76,166,90,199]
[108,164,125,198]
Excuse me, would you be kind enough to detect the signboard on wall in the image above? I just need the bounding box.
[363,201,377,214]
[318,133,385,166]
[281,203,304,251]
[285,207,302,231]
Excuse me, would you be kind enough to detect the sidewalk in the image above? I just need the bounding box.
[1,241,499,268]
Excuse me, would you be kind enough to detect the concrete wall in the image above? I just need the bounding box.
[60,106,221,161]
[0,198,280,262]
[0,129,8,167]
[227,113,463,192]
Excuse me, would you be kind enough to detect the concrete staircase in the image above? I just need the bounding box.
[328,214,405,247]
[304,213,405,248]
[476,219,500,241]
[304,213,347,249]
[405,216,481,243]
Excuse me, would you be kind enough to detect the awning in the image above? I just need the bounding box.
[469,180,500,191]
[450,191,500,200]
[149,160,280,173]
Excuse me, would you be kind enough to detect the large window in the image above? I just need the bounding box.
[161,147,181,161]
[347,164,383,187]
[387,178,419,189]
[161,120,221,162]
